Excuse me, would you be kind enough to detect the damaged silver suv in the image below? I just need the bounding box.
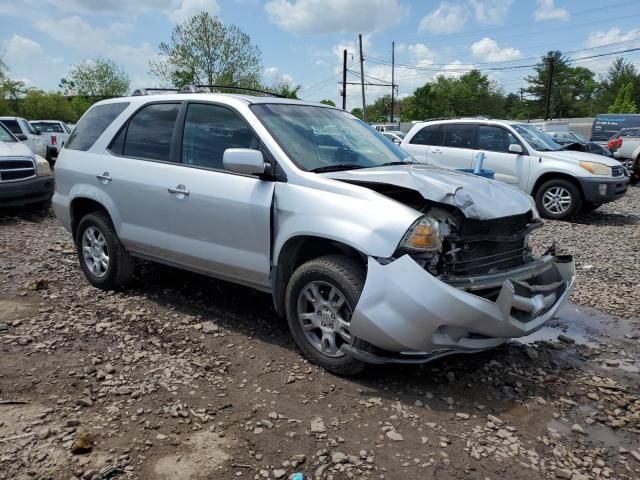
[53,91,575,374]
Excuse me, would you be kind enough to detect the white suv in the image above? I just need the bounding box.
[401,119,629,220]
[53,92,575,374]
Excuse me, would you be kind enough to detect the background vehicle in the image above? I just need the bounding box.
[0,122,54,209]
[53,91,574,375]
[372,123,399,132]
[549,131,612,157]
[401,119,629,219]
[611,130,640,184]
[0,116,47,159]
[590,113,640,143]
[381,131,405,144]
[30,120,72,164]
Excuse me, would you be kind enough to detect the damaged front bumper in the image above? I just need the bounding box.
[343,252,575,364]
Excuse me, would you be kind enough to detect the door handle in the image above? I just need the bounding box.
[96,172,112,183]
[168,184,189,196]
[432,149,442,154]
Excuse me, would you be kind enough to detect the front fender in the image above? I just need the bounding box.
[272,182,421,265]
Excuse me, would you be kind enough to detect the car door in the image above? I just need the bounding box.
[104,102,186,258]
[402,124,445,163]
[437,123,475,170]
[476,124,530,190]
[164,102,274,289]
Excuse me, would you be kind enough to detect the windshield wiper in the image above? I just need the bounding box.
[377,160,414,167]
[309,164,365,173]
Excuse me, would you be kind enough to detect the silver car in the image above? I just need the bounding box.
[53,92,575,374]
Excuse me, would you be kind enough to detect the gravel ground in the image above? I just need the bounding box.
[1,189,639,480]
[530,185,640,319]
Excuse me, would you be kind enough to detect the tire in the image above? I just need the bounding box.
[582,202,601,213]
[535,178,583,220]
[285,254,367,375]
[75,212,135,290]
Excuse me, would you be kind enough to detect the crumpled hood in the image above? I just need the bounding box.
[0,141,34,157]
[324,164,533,220]
[538,149,621,167]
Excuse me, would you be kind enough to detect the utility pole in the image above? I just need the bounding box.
[519,88,524,101]
[359,34,366,122]
[544,56,555,121]
[342,49,347,110]
[390,41,395,125]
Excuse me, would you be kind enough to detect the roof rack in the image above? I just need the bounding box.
[181,84,285,98]
[131,88,180,96]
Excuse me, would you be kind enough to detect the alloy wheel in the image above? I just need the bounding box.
[82,226,110,278]
[542,186,572,215]
[296,281,354,358]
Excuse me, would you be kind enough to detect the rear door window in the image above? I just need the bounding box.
[181,103,259,170]
[410,124,444,146]
[66,102,130,151]
[120,103,180,162]
[443,124,475,149]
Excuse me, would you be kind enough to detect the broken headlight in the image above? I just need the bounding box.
[398,215,443,253]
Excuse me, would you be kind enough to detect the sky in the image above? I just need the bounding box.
[1,0,640,110]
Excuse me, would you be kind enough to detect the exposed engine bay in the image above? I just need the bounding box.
[352,181,543,281]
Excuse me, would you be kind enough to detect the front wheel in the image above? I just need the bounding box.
[535,179,582,220]
[75,212,135,290]
[285,255,367,375]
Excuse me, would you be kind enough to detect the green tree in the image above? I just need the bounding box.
[19,90,76,121]
[350,107,363,119]
[595,57,640,113]
[0,56,25,116]
[60,58,130,97]
[319,99,336,107]
[524,51,598,118]
[151,12,262,89]
[270,81,300,98]
[608,81,637,113]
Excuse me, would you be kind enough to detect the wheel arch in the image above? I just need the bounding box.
[70,197,113,240]
[532,172,584,199]
[272,235,367,316]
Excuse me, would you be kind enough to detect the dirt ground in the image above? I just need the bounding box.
[1,189,639,480]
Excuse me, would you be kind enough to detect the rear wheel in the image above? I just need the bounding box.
[285,255,367,375]
[75,212,135,290]
[535,179,582,220]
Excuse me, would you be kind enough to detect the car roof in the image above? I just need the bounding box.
[93,93,331,109]
[30,120,62,123]
[413,118,522,127]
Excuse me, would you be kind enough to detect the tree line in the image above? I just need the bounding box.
[356,53,640,123]
[1,11,639,123]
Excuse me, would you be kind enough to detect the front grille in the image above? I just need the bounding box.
[447,239,527,275]
[0,156,35,182]
[612,165,624,177]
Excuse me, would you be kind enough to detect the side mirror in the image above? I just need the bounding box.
[223,148,267,176]
[35,129,42,135]
[16,133,28,141]
[393,138,402,145]
[508,144,523,154]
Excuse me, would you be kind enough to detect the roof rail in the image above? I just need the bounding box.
[131,88,180,96]
[181,84,285,98]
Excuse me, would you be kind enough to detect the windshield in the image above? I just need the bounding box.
[0,123,16,142]
[31,122,63,133]
[570,132,588,143]
[251,104,413,172]
[513,124,562,151]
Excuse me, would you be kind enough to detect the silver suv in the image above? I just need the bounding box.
[54,92,575,374]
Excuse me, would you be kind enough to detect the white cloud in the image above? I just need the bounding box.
[469,0,512,25]
[44,0,173,13]
[265,0,408,34]
[418,2,468,35]
[534,0,569,22]
[264,66,294,85]
[470,37,521,62]
[35,16,158,82]
[585,27,640,48]
[169,0,220,24]
[4,34,43,63]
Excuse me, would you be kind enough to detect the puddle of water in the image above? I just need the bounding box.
[547,419,623,447]
[516,302,637,346]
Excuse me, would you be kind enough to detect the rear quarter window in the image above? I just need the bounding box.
[66,102,130,151]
